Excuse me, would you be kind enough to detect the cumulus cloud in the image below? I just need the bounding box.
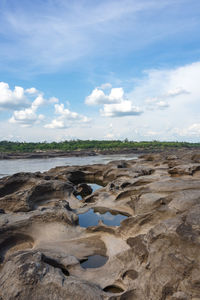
[86,85,143,117]
[3,61,200,141]
[2,81,91,132]
[101,100,142,117]
[131,62,200,107]
[45,103,90,129]
[85,87,124,105]
[0,82,43,112]
[0,82,29,110]
[25,87,38,95]
[99,83,112,90]
[44,119,65,129]
[120,61,200,141]
[9,95,45,127]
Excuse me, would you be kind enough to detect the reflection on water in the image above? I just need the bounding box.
[88,183,102,192]
[78,208,127,227]
[0,154,137,178]
[76,183,102,200]
[81,255,108,269]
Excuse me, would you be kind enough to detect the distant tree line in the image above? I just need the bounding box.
[0,140,200,153]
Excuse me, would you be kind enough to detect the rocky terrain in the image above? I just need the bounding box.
[0,150,200,299]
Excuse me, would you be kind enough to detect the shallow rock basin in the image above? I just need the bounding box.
[78,208,128,227]
[80,255,108,269]
[76,183,102,200]
[103,285,124,293]
[87,183,102,192]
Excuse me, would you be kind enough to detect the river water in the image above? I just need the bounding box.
[0,154,137,178]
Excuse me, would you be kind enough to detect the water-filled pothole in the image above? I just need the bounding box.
[88,183,102,192]
[78,209,128,227]
[75,183,102,200]
[103,285,124,293]
[81,255,108,269]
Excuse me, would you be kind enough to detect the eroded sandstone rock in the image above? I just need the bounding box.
[0,151,200,299]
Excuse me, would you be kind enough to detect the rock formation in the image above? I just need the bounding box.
[0,150,200,299]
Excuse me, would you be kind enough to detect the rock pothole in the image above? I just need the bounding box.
[78,208,128,227]
[103,285,124,293]
[41,254,70,276]
[0,234,34,263]
[80,255,108,269]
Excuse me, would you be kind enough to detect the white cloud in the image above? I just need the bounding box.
[165,87,189,97]
[123,61,200,140]
[44,103,90,129]
[101,100,143,117]
[86,85,143,117]
[85,87,124,106]
[3,61,200,141]
[44,119,65,129]
[9,94,45,127]
[85,88,109,105]
[25,87,38,95]
[109,88,124,101]
[99,83,112,90]
[0,82,44,112]
[131,61,200,107]
[0,82,29,110]
[49,97,59,104]
[32,95,45,108]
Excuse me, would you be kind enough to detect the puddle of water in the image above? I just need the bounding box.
[78,209,127,227]
[76,183,102,200]
[81,255,108,269]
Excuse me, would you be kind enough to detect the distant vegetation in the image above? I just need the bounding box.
[0,140,200,153]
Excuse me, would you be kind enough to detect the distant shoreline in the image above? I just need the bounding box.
[0,147,195,160]
[0,149,140,160]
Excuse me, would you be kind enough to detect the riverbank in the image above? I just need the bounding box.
[1,140,200,159]
[0,147,195,159]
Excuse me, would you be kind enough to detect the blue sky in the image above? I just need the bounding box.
[0,0,200,141]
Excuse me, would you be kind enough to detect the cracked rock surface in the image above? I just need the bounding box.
[1,150,200,299]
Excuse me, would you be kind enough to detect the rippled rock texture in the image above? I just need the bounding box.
[1,150,200,299]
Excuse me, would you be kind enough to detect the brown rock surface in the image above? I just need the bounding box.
[0,151,200,299]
